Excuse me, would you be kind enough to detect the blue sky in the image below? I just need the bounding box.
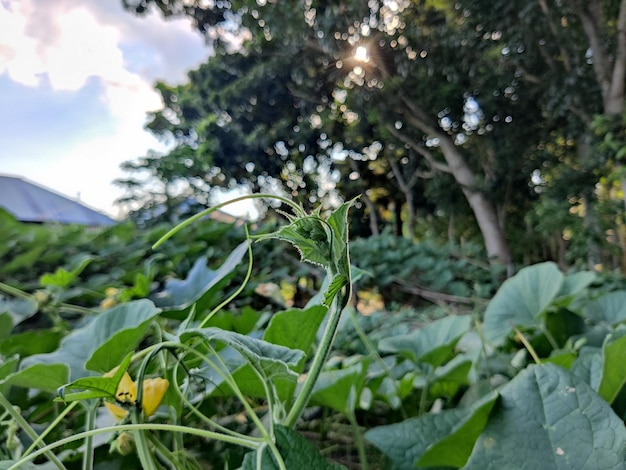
[0,0,210,218]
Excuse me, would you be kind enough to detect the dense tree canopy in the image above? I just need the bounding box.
[118,0,626,270]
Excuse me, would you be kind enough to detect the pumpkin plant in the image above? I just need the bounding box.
[0,194,355,470]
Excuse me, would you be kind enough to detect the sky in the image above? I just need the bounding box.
[0,0,211,219]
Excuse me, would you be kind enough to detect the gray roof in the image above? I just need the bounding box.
[0,174,116,226]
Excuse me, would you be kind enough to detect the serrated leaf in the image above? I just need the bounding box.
[180,327,305,381]
[323,274,348,307]
[242,425,346,469]
[57,352,132,403]
[464,363,626,469]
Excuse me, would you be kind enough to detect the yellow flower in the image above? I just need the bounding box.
[103,367,168,420]
[140,378,170,417]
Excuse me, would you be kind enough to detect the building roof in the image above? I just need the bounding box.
[0,174,116,226]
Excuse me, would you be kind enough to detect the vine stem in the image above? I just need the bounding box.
[82,401,97,470]
[0,391,67,470]
[8,423,260,470]
[152,193,302,250]
[284,288,350,428]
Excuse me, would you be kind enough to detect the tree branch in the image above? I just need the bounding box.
[385,124,451,173]
[575,0,614,107]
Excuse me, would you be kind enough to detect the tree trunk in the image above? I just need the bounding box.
[398,102,513,269]
[439,136,513,269]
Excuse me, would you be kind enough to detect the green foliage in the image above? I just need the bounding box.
[351,231,503,302]
[8,195,626,468]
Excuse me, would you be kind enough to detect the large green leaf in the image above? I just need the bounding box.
[261,305,328,401]
[263,305,327,353]
[13,299,160,388]
[310,361,369,415]
[3,364,69,393]
[180,327,305,382]
[0,297,38,330]
[379,315,472,367]
[570,346,603,391]
[241,425,346,470]
[0,329,63,357]
[598,334,626,404]
[152,241,248,310]
[365,393,497,469]
[464,363,626,469]
[483,262,564,346]
[556,271,596,299]
[583,291,626,325]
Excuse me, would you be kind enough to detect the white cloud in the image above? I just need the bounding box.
[0,0,209,217]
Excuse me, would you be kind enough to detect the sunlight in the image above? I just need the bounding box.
[354,45,369,62]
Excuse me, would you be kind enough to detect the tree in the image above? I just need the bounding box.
[120,0,624,268]
[462,0,626,268]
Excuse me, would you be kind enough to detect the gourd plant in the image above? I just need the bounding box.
[0,194,355,470]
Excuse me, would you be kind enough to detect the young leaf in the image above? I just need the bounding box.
[56,352,133,403]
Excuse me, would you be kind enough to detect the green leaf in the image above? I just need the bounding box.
[40,255,91,288]
[255,199,355,305]
[0,297,38,329]
[483,262,564,346]
[583,291,626,325]
[323,274,348,307]
[263,305,327,353]
[0,329,63,357]
[365,393,497,469]
[379,315,472,367]
[570,347,602,390]
[17,299,159,385]
[0,355,19,395]
[3,364,68,392]
[310,361,369,414]
[180,327,305,381]
[557,271,596,299]
[598,334,626,404]
[427,357,473,399]
[464,363,626,469]
[257,213,331,268]
[153,241,248,311]
[57,352,132,403]
[242,425,346,469]
[0,313,12,340]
